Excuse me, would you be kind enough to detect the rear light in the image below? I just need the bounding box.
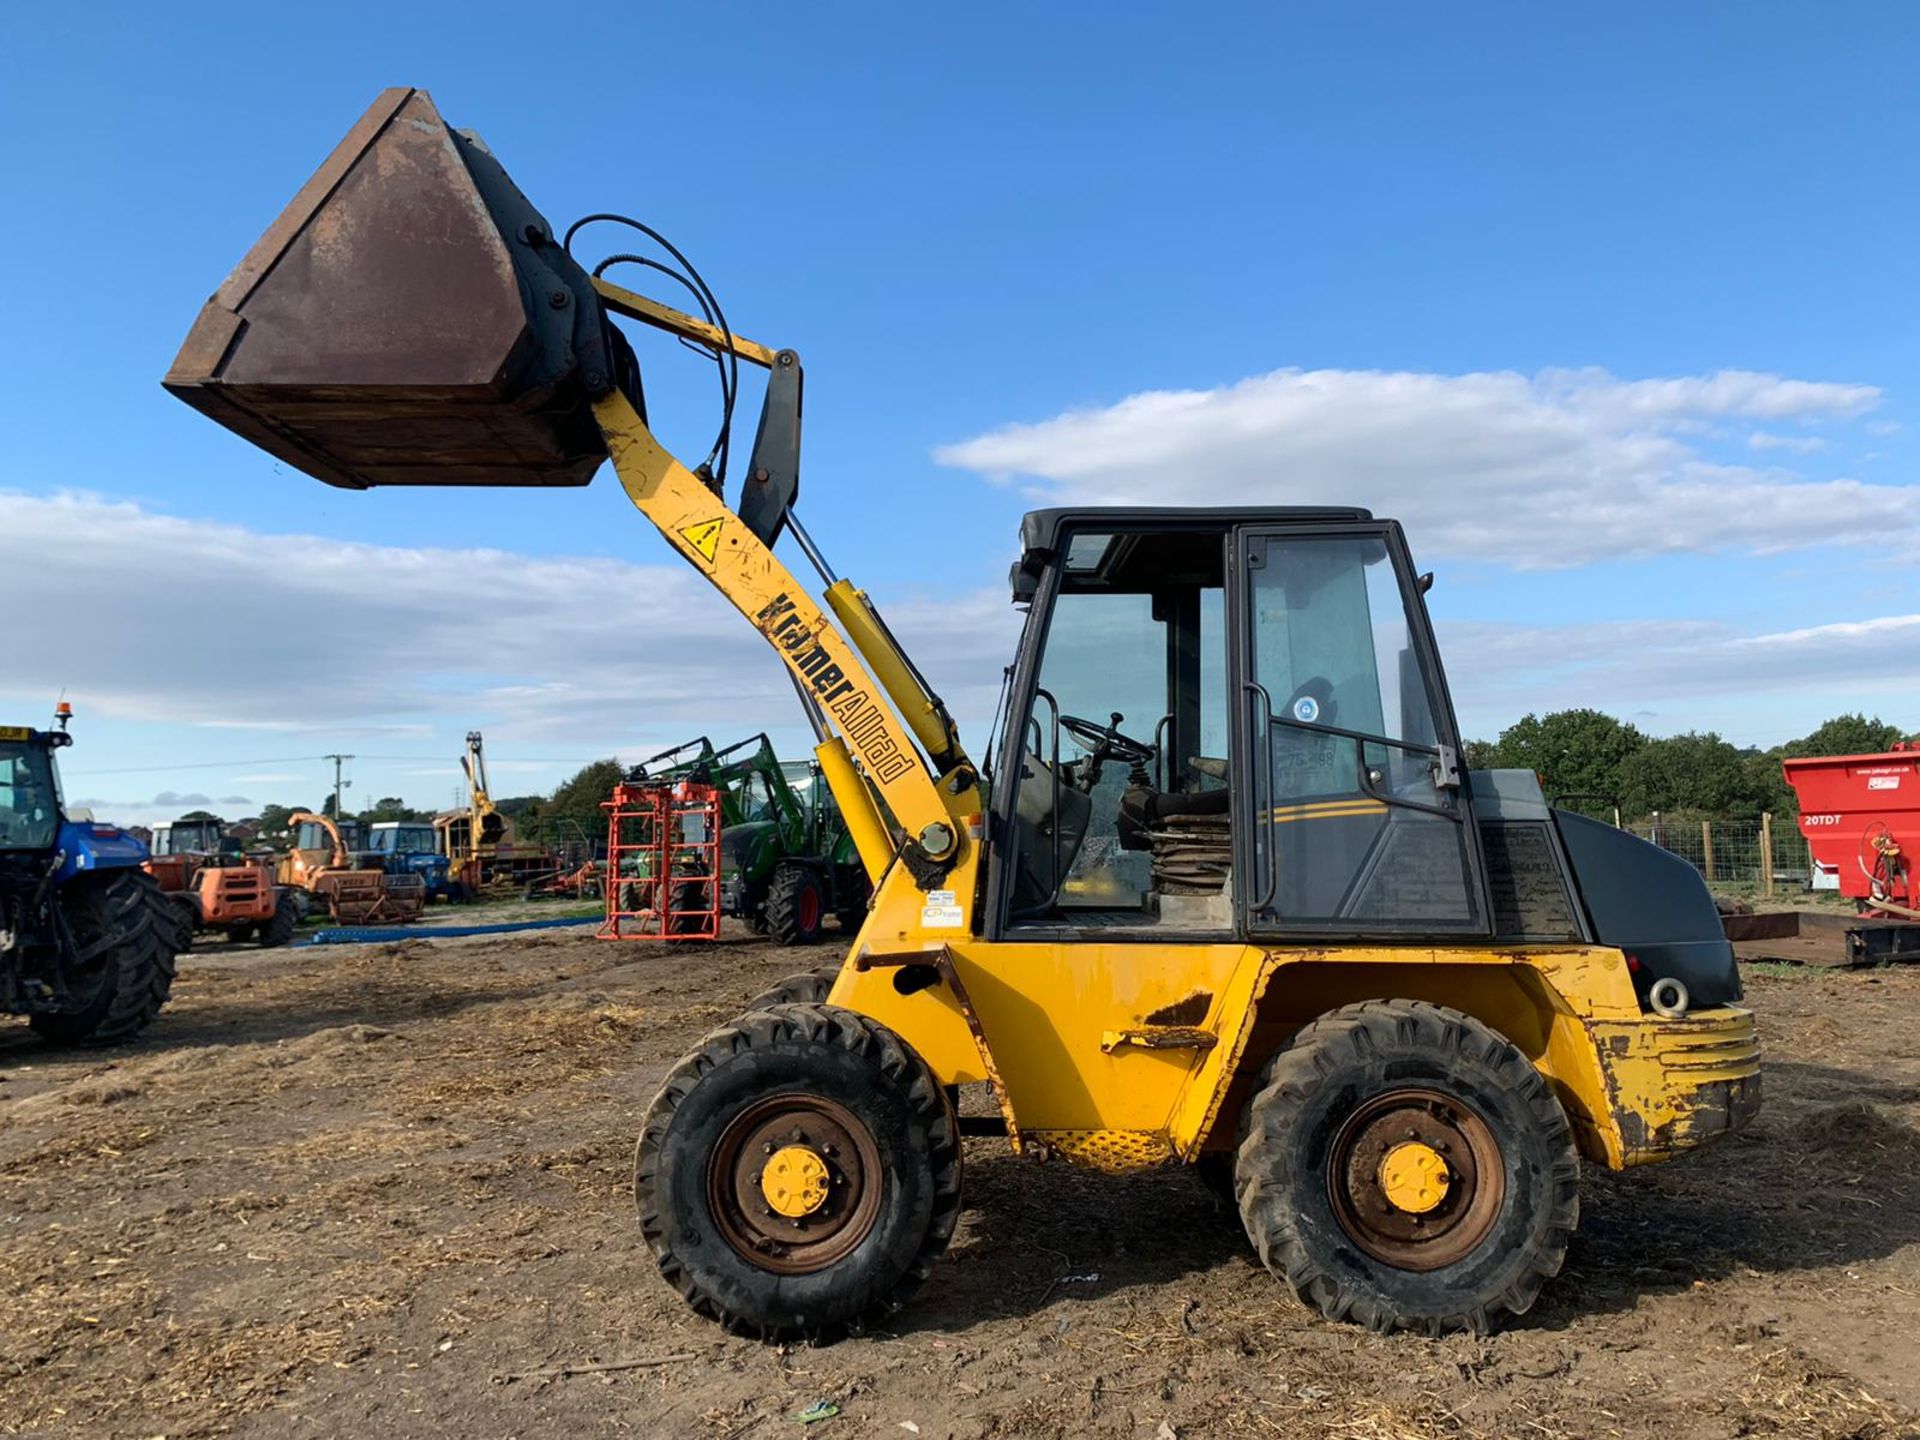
[1625,953,1642,972]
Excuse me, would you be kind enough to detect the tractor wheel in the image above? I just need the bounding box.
[667,880,714,936]
[744,966,842,1012]
[257,893,298,949]
[1236,999,1579,1336]
[167,895,198,953]
[636,1003,961,1339]
[835,869,873,932]
[31,870,180,1047]
[764,863,826,946]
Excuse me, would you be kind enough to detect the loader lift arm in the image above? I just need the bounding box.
[588,276,978,889]
[161,85,974,898]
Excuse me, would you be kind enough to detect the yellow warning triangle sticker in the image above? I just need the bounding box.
[680,517,724,563]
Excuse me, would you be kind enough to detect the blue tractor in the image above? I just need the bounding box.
[365,821,462,902]
[0,708,181,1044]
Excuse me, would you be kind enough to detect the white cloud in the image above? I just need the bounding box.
[1747,431,1826,454]
[0,491,784,744]
[0,493,1022,787]
[70,789,253,813]
[1441,612,1920,743]
[936,367,1904,568]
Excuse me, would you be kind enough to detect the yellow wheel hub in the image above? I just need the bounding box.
[760,1145,831,1218]
[1378,1141,1451,1214]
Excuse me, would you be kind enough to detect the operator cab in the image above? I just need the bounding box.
[367,822,440,856]
[151,819,233,858]
[0,731,63,854]
[988,508,1487,941]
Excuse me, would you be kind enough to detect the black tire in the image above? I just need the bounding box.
[834,868,872,932]
[257,892,298,949]
[764,862,825,946]
[667,879,714,936]
[635,1003,962,1338]
[30,869,180,1047]
[167,895,198,954]
[1236,999,1579,1336]
[744,966,842,1012]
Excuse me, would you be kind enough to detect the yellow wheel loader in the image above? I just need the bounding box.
[167,89,1759,1337]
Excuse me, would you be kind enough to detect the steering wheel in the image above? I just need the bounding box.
[1059,712,1157,766]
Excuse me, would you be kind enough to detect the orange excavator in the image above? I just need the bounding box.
[280,812,426,925]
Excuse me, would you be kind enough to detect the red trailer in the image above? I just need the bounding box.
[1782,744,1920,920]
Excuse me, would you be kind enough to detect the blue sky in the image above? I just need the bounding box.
[4,3,1917,825]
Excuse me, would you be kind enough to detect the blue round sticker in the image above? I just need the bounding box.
[1293,695,1320,723]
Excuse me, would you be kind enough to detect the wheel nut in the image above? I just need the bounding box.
[763,1142,776,1155]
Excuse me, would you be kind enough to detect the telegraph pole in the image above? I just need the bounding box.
[324,753,355,820]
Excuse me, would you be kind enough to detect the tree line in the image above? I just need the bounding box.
[194,709,1909,848]
[1464,710,1911,822]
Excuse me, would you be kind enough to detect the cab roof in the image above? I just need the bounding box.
[1012,505,1376,602]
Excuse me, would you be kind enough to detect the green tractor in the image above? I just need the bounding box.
[630,734,870,943]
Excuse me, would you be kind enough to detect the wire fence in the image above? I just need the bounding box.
[1626,814,1813,892]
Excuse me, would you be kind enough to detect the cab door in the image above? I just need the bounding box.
[1229,524,1490,939]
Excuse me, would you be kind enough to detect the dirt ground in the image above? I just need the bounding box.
[3,931,1918,1440]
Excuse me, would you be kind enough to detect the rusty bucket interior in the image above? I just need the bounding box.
[165,87,639,490]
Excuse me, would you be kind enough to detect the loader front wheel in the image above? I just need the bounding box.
[1236,999,1578,1335]
[635,1003,961,1338]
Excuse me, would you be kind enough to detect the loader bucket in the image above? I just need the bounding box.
[165,87,638,490]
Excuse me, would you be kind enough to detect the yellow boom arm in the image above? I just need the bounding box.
[584,285,981,891]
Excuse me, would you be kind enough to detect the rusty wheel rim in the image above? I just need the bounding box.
[708,1093,883,1275]
[1326,1087,1505,1273]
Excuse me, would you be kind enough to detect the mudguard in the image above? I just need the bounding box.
[51,820,150,884]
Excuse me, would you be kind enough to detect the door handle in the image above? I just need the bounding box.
[1243,681,1278,914]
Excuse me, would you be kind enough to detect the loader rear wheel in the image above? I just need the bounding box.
[635,1003,961,1338]
[1236,999,1579,1335]
[258,893,298,949]
[744,966,841,1012]
[764,863,825,946]
[31,870,180,1047]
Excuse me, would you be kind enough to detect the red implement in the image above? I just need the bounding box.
[600,780,722,942]
[1782,744,1920,917]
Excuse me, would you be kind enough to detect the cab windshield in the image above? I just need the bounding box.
[0,741,61,852]
[370,824,438,855]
